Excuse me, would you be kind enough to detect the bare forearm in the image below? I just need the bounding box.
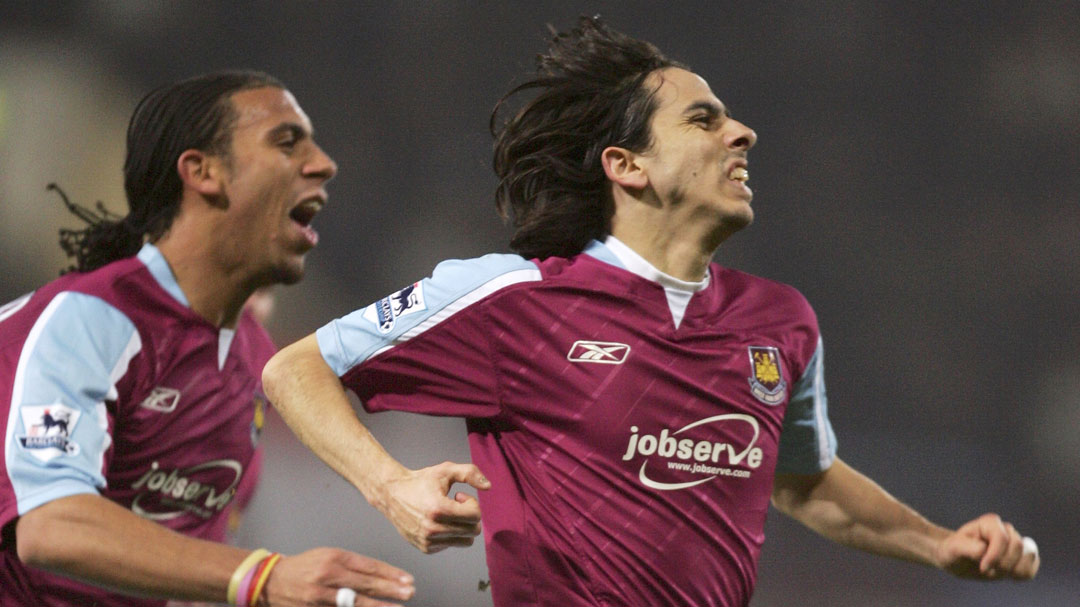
[263,334,489,555]
[772,458,950,568]
[261,334,406,505]
[17,494,246,601]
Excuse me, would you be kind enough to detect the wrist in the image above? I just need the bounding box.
[228,549,282,607]
[358,461,410,512]
[926,524,954,570]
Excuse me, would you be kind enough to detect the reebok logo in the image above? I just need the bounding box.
[140,387,181,413]
[567,341,630,364]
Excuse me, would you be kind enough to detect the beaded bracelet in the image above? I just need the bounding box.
[228,548,271,606]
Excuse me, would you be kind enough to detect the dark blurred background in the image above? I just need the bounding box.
[1,2,1077,605]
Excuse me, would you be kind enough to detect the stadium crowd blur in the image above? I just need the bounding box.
[1,3,1076,605]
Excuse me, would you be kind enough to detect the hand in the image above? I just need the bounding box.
[936,513,1039,580]
[374,461,490,554]
[261,547,415,607]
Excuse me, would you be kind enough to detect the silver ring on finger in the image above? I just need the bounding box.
[335,587,357,607]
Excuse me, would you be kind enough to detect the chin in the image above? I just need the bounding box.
[278,264,305,285]
[727,205,754,229]
[265,257,306,286]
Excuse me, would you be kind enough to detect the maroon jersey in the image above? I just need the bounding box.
[318,238,835,607]
[0,244,274,606]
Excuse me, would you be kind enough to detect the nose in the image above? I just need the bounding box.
[304,144,338,181]
[725,119,757,151]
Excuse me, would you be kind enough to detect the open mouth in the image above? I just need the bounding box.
[728,166,749,183]
[289,199,323,227]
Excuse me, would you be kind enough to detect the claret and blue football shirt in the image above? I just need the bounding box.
[318,236,836,607]
[0,244,273,607]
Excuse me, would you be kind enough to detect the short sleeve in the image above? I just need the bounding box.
[5,291,141,515]
[317,254,541,419]
[775,337,837,474]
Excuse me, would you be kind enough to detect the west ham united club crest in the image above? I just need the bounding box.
[251,393,268,447]
[747,346,786,405]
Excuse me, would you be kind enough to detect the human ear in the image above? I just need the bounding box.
[601,146,648,190]
[177,149,224,198]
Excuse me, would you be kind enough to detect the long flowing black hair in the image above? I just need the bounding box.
[490,16,681,260]
[57,70,283,273]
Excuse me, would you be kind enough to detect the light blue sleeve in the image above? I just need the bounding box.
[775,338,837,474]
[317,253,540,376]
[5,291,141,514]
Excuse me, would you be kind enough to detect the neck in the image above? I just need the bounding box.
[153,219,255,329]
[609,200,732,282]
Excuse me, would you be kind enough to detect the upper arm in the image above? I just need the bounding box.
[5,292,140,517]
[775,337,837,474]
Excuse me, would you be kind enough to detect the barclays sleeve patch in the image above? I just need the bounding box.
[361,281,427,334]
[18,404,82,461]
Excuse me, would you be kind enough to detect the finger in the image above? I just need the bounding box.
[950,535,989,562]
[438,462,491,491]
[431,494,483,525]
[338,573,416,602]
[419,515,483,542]
[352,578,416,603]
[978,515,1008,574]
[428,492,481,524]
[355,598,403,607]
[355,597,405,607]
[341,553,415,585]
[1012,536,1040,580]
[333,586,407,607]
[429,522,482,540]
[424,536,479,554]
[995,523,1024,573]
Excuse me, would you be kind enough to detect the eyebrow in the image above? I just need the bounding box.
[267,122,312,141]
[683,100,730,119]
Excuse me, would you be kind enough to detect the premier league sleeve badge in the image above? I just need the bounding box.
[18,404,82,461]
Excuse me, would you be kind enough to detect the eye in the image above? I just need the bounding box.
[691,114,715,128]
[271,124,308,152]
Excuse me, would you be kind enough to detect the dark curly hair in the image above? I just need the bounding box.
[57,70,283,273]
[490,16,682,259]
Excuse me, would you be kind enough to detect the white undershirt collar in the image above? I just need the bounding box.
[603,236,709,329]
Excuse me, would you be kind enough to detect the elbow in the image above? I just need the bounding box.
[261,334,336,411]
[15,508,66,570]
[262,342,306,406]
[261,350,286,403]
[261,335,312,404]
[771,469,827,521]
[770,488,800,518]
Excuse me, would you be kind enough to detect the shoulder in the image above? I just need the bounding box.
[6,270,141,337]
[713,264,816,321]
[1,287,141,404]
[404,253,542,312]
[429,253,541,289]
[713,265,821,374]
[41,256,158,315]
[1,261,151,362]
